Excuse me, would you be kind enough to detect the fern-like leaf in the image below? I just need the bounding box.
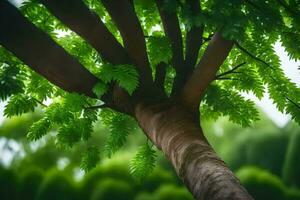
[100,109,136,157]
[4,94,37,117]
[80,146,100,172]
[27,117,51,141]
[129,143,157,181]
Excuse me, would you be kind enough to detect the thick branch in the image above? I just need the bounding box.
[185,0,204,76]
[135,103,253,200]
[182,32,234,110]
[154,62,167,94]
[0,1,98,97]
[40,0,130,65]
[101,0,153,86]
[156,0,185,93]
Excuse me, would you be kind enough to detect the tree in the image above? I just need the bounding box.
[0,0,299,199]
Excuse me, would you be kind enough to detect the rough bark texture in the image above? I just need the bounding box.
[135,103,253,200]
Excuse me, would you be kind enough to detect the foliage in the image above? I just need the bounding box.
[202,85,259,127]
[282,130,300,187]
[236,166,287,200]
[223,131,289,176]
[99,109,137,157]
[4,94,37,117]
[27,117,51,141]
[17,167,44,200]
[147,35,172,66]
[129,143,157,181]
[96,64,139,95]
[80,146,100,172]
[154,184,194,200]
[90,179,134,200]
[0,166,18,200]
[0,0,300,181]
[36,171,78,200]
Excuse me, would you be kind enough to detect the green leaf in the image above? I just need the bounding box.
[27,117,51,141]
[0,63,24,101]
[113,65,139,95]
[129,143,157,180]
[147,36,172,66]
[203,85,259,127]
[92,82,108,98]
[4,94,37,117]
[100,109,137,157]
[80,146,100,172]
[57,118,93,147]
[98,64,139,95]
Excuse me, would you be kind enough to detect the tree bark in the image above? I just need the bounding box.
[135,103,253,200]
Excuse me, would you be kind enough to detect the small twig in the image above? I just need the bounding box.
[216,62,247,78]
[216,77,241,81]
[84,104,109,110]
[234,42,274,70]
[32,97,47,107]
[286,97,300,110]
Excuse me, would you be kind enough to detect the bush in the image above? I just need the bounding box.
[236,166,286,200]
[139,168,175,192]
[282,131,300,187]
[17,167,44,200]
[90,178,134,200]
[81,161,134,199]
[154,184,193,200]
[286,189,300,200]
[0,166,18,200]
[224,132,288,176]
[35,170,78,200]
[135,192,155,200]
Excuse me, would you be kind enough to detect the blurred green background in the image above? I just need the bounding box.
[0,108,300,200]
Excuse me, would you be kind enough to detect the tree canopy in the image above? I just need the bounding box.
[0,0,300,197]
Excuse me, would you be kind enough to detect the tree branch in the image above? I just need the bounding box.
[101,0,153,87]
[216,62,246,78]
[181,32,234,110]
[40,0,130,65]
[235,42,274,69]
[84,104,109,110]
[0,1,99,98]
[154,62,167,94]
[184,0,204,78]
[155,0,185,94]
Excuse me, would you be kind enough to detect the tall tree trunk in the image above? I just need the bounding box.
[135,103,253,200]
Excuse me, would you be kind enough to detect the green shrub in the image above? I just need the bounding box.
[135,192,156,200]
[35,170,78,200]
[139,168,175,192]
[236,166,286,200]
[282,131,300,187]
[286,189,300,200]
[224,132,288,176]
[81,161,134,199]
[17,167,44,200]
[90,178,134,200]
[154,184,193,200]
[0,166,18,200]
